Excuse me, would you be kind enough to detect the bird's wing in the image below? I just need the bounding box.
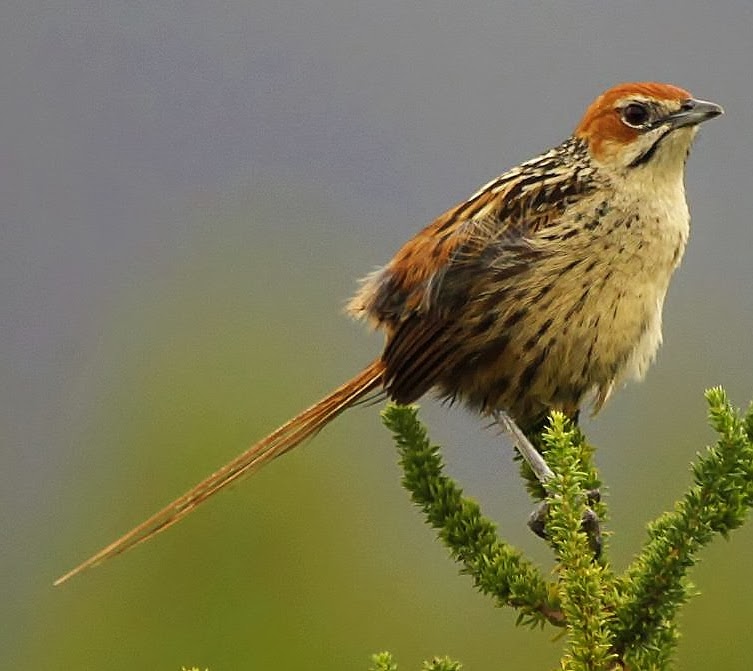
[380,214,546,403]
[351,140,598,404]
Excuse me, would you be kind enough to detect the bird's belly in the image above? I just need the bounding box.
[451,252,674,427]
[440,193,689,427]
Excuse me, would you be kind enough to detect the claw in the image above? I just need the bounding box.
[527,496,603,559]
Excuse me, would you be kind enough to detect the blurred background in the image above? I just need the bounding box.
[3,2,752,669]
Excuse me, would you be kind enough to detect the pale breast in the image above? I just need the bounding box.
[561,185,690,407]
[474,186,691,422]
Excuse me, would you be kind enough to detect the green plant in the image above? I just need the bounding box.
[374,388,753,670]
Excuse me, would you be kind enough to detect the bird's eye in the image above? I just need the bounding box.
[621,102,650,128]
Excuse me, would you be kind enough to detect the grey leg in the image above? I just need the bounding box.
[494,411,554,485]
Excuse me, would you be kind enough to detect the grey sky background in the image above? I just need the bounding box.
[3,2,752,668]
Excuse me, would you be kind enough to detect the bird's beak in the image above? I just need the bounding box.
[664,98,724,129]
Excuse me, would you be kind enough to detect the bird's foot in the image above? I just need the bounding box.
[528,489,602,558]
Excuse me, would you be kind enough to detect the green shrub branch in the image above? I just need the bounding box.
[373,387,753,670]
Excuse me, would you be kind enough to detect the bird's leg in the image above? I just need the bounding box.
[495,412,555,540]
[494,411,602,557]
[495,412,554,485]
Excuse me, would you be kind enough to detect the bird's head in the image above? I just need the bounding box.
[575,82,723,178]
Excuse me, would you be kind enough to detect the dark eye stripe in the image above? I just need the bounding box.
[627,128,672,168]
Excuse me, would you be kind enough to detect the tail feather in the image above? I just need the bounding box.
[54,359,385,585]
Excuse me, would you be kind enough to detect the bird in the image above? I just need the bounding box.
[55,82,722,585]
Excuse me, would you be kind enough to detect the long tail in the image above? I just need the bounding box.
[55,359,385,585]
